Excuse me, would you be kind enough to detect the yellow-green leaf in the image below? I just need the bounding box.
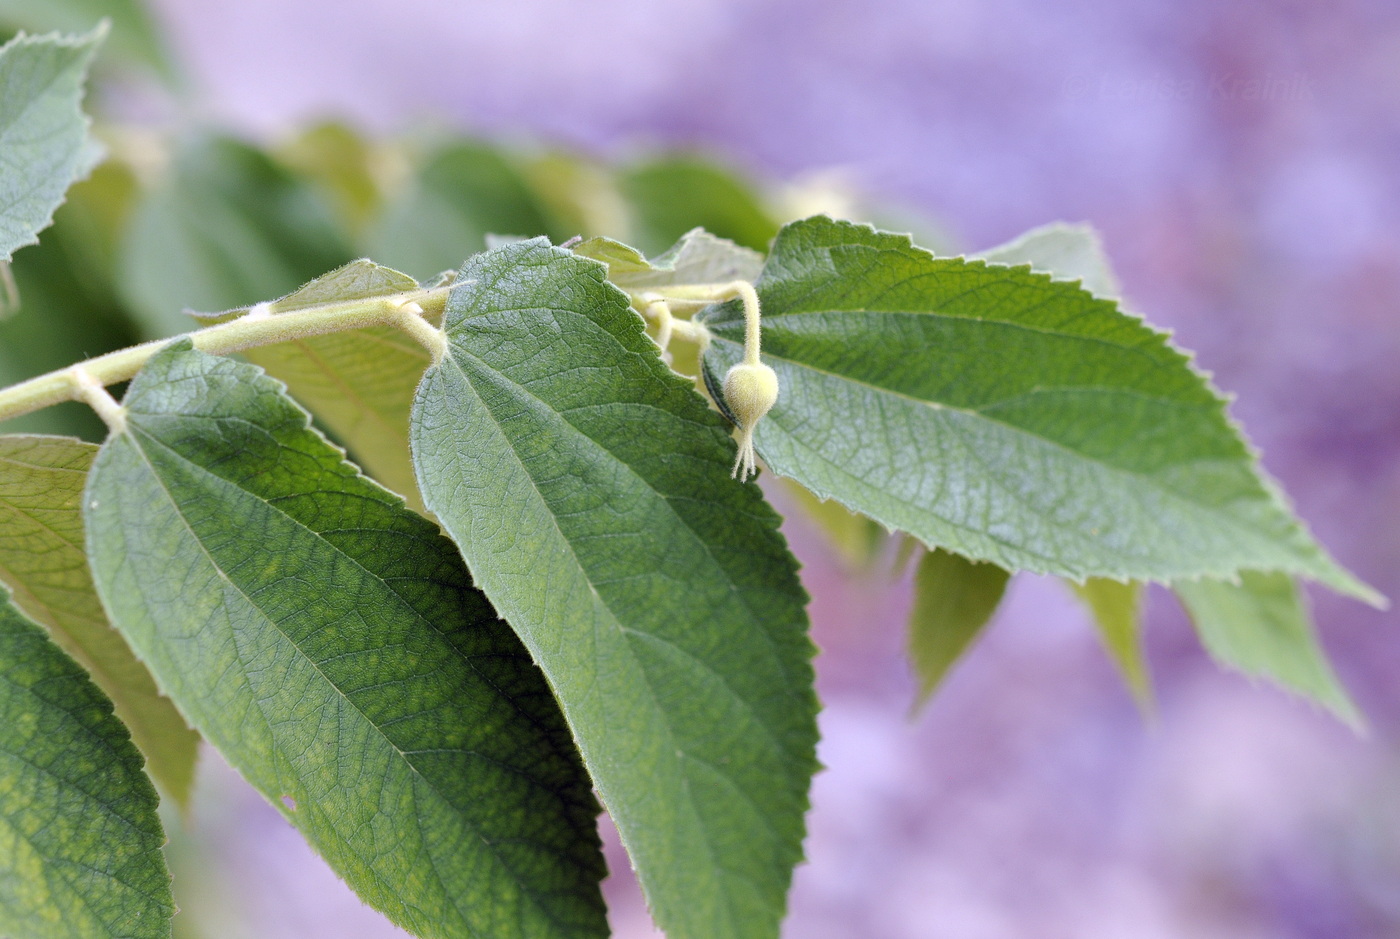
[0,433,198,804]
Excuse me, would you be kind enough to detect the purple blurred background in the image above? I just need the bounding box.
[141,1,1400,936]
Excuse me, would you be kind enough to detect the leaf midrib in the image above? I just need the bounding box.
[119,424,578,938]
[438,342,797,934]
[710,332,1317,575]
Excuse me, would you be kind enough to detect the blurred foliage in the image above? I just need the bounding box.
[0,0,175,81]
[0,162,141,439]
[620,155,781,254]
[119,134,354,336]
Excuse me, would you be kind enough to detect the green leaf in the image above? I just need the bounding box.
[907,548,1009,705]
[574,227,764,290]
[367,141,560,282]
[118,134,354,337]
[619,156,780,254]
[976,221,1121,299]
[0,161,142,440]
[202,260,432,510]
[86,341,608,939]
[0,434,198,805]
[411,239,818,939]
[0,0,174,79]
[1175,571,1362,728]
[1069,578,1152,711]
[699,216,1378,603]
[0,26,104,263]
[0,590,173,938]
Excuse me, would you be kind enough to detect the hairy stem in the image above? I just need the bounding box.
[0,287,449,425]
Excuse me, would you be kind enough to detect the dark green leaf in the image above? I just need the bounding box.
[619,156,779,254]
[118,135,354,337]
[1069,578,1152,711]
[0,589,173,938]
[367,141,561,281]
[411,239,818,939]
[0,26,103,262]
[1175,571,1362,728]
[86,341,608,939]
[699,216,1378,603]
[0,434,198,804]
[907,548,1009,705]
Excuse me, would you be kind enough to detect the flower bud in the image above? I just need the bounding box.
[723,361,779,480]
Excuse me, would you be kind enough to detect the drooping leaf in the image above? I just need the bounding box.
[0,590,173,938]
[0,0,173,79]
[119,134,354,337]
[619,156,780,254]
[0,434,198,804]
[1175,571,1362,728]
[0,160,142,440]
[976,221,1121,299]
[574,227,764,290]
[85,341,608,939]
[367,141,561,281]
[699,216,1378,603]
[907,548,1009,705]
[200,260,433,509]
[411,239,819,939]
[0,26,104,262]
[1069,578,1152,711]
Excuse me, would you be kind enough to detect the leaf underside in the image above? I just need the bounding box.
[700,216,1376,603]
[412,239,819,939]
[85,342,608,939]
[0,433,198,805]
[573,227,764,290]
[203,259,433,510]
[0,26,104,262]
[0,591,173,938]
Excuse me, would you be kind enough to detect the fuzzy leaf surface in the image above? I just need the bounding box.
[1176,571,1362,727]
[411,239,818,939]
[85,342,607,939]
[700,216,1375,601]
[0,27,103,262]
[907,548,1009,703]
[0,434,197,804]
[0,591,173,938]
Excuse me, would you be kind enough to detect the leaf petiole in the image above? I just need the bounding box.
[0,286,450,425]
